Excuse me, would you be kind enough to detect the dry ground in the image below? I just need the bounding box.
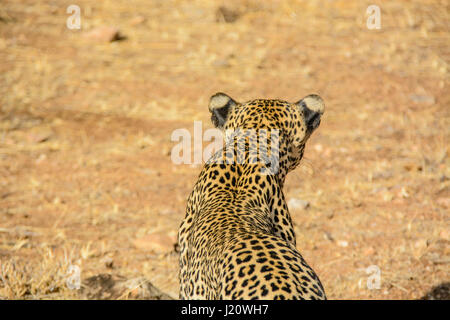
[0,0,448,299]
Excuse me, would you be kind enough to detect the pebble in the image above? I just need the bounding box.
[337,240,349,247]
[133,231,177,253]
[83,26,123,42]
[436,198,450,208]
[288,198,310,210]
[129,16,145,26]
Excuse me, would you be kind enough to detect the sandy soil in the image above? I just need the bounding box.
[0,0,448,299]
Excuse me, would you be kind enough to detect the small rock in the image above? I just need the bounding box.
[313,144,323,152]
[403,162,422,172]
[81,274,174,300]
[288,198,310,210]
[212,58,230,68]
[102,257,114,269]
[12,226,40,238]
[35,153,47,164]
[324,231,334,241]
[133,231,177,253]
[337,240,348,247]
[414,239,427,250]
[381,190,394,202]
[439,229,449,240]
[83,26,124,42]
[399,187,411,198]
[409,94,435,105]
[371,170,393,180]
[421,283,450,300]
[129,15,145,26]
[27,127,53,144]
[436,198,450,208]
[363,247,375,256]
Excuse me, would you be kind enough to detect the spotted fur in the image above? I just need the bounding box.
[178,93,326,300]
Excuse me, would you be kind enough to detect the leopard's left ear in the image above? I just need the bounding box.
[209,92,237,129]
[295,94,325,132]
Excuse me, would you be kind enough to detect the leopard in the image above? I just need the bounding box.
[178,92,326,300]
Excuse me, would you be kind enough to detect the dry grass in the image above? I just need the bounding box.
[0,0,449,299]
[0,245,81,299]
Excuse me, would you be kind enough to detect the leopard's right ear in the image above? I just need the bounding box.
[209,92,237,129]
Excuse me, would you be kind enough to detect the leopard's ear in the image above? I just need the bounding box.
[295,94,325,132]
[209,92,237,129]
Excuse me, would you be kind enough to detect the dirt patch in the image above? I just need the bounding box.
[0,0,448,299]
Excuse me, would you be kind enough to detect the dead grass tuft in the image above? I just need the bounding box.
[0,0,448,299]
